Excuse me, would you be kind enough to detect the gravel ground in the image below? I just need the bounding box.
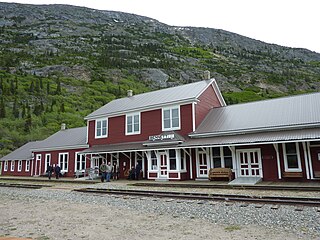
[0,182,319,240]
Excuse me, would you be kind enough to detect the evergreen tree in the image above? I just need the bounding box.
[55,79,61,95]
[46,81,50,95]
[0,96,5,118]
[24,113,32,133]
[12,98,19,118]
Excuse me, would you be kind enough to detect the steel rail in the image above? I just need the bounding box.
[73,188,320,207]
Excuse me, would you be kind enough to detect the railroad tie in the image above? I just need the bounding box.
[254,204,264,208]
[271,205,280,210]
[294,207,303,212]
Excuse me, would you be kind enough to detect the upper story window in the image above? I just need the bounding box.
[283,142,301,172]
[162,106,180,131]
[95,118,108,138]
[126,112,140,135]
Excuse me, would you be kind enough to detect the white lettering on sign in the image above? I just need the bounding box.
[149,134,175,141]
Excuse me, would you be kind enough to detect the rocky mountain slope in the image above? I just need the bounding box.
[0,2,319,155]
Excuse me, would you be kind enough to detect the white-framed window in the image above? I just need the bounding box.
[59,153,69,172]
[11,160,15,171]
[95,118,108,138]
[18,160,22,172]
[4,161,8,171]
[75,152,86,172]
[162,106,180,131]
[126,112,140,135]
[25,160,30,172]
[211,147,233,169]
[169,149,177,170]
[36,154,41,161]
[180,149,187,171]
[283,142,302,172]
[45,154,51,173]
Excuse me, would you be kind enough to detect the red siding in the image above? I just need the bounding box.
[196,85,223,128]
[310,146,320,173]
[34,148,87,178]
[1,160,33,176]
[88,104,193,145]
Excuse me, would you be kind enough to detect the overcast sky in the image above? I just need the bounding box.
[7,0,320,53]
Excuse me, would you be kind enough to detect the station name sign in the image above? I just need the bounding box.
[149,133,175,141]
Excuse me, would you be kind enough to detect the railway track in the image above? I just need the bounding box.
[74,188,320,207]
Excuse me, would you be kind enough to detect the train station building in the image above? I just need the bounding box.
[1,76,320,184]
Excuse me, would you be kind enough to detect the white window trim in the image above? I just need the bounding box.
[125,112,141,135]
[18,160,22,172]
[283,142,302,172]
[25,160,30,172]
[95,118,108,139]
[59,152,69,172]
[45,154,51,173]
[74,152,86,172]
[11,160,15,172]
[179,149,187,172]
[162,105,181,131]
[4,161,8,171]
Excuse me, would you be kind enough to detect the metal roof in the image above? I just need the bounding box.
[85,79,222,119]
[0,141,41,161]
[32,127,88,151]
[191,92,320,137]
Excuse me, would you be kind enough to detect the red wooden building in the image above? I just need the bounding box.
[1,76,320,184]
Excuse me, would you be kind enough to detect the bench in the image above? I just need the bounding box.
[283,172,303,178]
[209,168,232,181]
[74,170,85,178]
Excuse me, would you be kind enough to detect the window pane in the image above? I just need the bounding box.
[213,147,220,157]
[287,155,299,168]
[224,157,233,168]
[127,124,132,133]
[134,123,139,132]
[223,147,232,156]
[134,115,139,124]
[102,127,107,135]
[97,128,101,136]
[163,109,170,119]
[172,118,179,128]
[127,116,132,125]
[164,119,170,129]
[286,143,296,154]
[102,120,107,128]
[97,121,101,129]
[213,158,221,168]
[172,108,179,118]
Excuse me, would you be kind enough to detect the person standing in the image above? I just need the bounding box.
[135,162,142,180]
[106,162,112,182]
[47,165,53,180]
[100,161,107,182]
[54,164,61,179]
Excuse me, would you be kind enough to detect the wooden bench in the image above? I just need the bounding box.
[283,172,303,178]
[209,168,232,181]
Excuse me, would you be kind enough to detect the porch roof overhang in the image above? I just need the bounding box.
[81,128,320,155]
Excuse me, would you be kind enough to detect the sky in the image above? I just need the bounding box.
[7,0,320,53]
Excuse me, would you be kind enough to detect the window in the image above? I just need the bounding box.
[59,153,68,172]
[162,106,180,131]
[212,148,222,168]
[151,151,158,170]
[4,161,8,171]
[75,153,86,172]
[18,160,22,172]
[169,149,177,170]
[25,160,30,172]
[11,160,15,171]
[45,154,51,172]
[126,113,140,135]
[211,147,233,169]
[283,143,301,171]
[95,118,108,138]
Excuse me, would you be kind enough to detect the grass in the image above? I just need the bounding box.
[224,225,242,232]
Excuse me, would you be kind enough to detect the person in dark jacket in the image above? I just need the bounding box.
[54,164,61,179]
[135,163,142,180]
[47,165,53,180]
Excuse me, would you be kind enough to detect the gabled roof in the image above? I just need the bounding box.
[85,78,225,120]
[190,92,320,138]
[32,127,88,151]
[0,141,41,161]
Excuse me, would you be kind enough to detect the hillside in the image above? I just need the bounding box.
[0,2,320,156]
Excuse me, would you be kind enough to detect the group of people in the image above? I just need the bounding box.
[46,164,61,180]
[128,163,142,180]
[99,161,120,182]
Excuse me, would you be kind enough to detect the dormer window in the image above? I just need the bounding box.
[162,106,180,131]
[126,112,140,135]
[95,118,108,138]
